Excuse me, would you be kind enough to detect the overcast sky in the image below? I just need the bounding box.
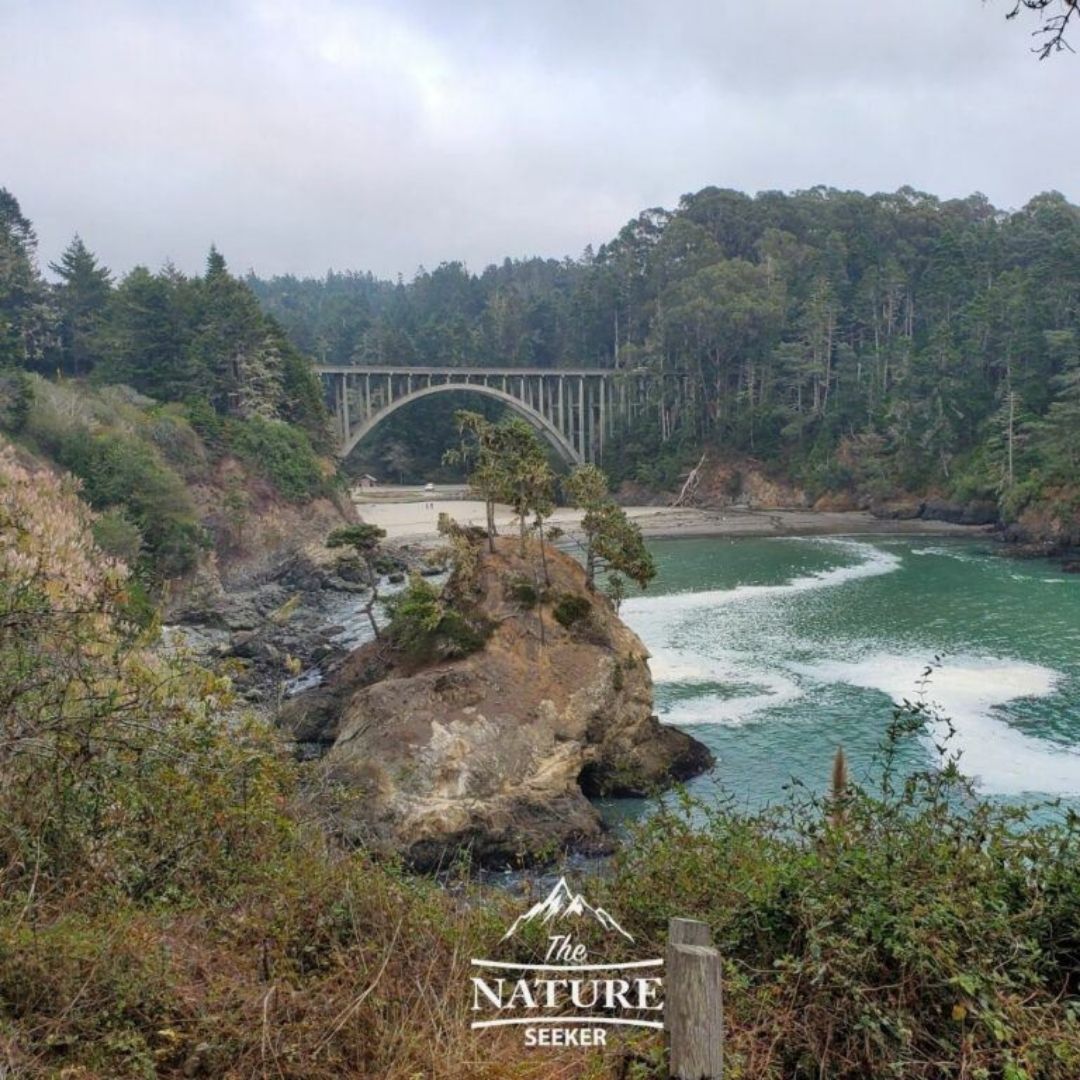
[2,0,1076,280]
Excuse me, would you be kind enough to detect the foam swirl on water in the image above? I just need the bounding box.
[617,537,1078,797]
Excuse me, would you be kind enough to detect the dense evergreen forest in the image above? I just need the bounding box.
[0,189,326,439]
[252,186,1080,532]
[0,188,333,579]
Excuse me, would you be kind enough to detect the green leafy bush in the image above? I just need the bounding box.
[0,368,33,432]
[229,415,325,501]
[552,591,591,628]
[0,442,290,897]
[91,506,143,564]
[603,692,1080,1079]
[505,575,540,608]
[386,574,492,660]
[49,428,205,577]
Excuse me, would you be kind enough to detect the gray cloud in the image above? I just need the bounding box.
[1,0,1076,280]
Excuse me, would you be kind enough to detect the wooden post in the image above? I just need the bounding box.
[669,917,712,948]
[666,918,722,1080]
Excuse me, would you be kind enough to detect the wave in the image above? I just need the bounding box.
[802,653,1078,796]
[628,541,900,718]
[624,540,901,625]
[657,671,804,727]
[623,540,903,727]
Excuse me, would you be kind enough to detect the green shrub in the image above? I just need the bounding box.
[386,575,492,661]
[602,696,1080,1080]
[552,591,591,628]
[144,404,209,480]
[183,395,225,450]
[229,415,324,501]
[92,506,144,565]
[50,428,205,578]
[0,368,33,432]
[505,575,540,608]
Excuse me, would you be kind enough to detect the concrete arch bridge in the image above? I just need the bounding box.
[315,365,685,465]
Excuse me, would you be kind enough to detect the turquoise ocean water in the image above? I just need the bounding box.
[605,536,1080,820]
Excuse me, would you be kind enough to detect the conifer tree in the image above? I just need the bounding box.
[0,189,50,369]
[49,235,112,375]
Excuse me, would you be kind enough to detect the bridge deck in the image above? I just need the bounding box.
[314,365,626,377]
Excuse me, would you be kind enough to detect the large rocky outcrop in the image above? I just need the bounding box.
[281,538,712,869]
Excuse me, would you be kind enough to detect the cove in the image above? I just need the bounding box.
[604,535,1080,824]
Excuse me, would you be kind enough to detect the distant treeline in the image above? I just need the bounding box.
[3,184,1078,527]
[251,186,1080,518]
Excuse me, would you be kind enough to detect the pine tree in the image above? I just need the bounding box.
[192,247,282,419]
[98,267,194,398]
[49,235,112,375]
[0,189,50,369]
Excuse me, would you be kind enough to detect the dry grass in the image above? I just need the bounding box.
[0,839,654,1079]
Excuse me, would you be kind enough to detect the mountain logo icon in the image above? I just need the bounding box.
[500,877,634,943]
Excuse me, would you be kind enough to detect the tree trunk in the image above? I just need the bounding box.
[537,517,551,585]
[364,561,381,640]
[672,453,707,508]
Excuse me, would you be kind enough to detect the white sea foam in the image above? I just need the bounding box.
[909,546,983,564]
[625,540,901,725]
[624,540,901,625]
[658,671,804,727]
[802,653,1077,796]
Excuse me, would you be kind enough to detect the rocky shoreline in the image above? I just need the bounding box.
[161,497,1074,872]
[165,527,713,869]
[164,544,445,710]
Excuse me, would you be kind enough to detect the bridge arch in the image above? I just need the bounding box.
[340,381,582,465]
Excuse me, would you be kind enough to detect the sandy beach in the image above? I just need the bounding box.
[353,487,992,547]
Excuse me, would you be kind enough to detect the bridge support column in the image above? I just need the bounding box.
[599,377,606,461]
[577,376,585,461]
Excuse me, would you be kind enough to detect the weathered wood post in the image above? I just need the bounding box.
[666,917,723,1079]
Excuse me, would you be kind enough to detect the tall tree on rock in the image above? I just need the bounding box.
[564,464,655,592]
[444,410,504,552]
[496,417,556,562]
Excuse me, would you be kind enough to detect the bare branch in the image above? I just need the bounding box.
[1002,0,1078,58]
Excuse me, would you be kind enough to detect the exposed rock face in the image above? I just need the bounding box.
[869,497,999,527]
[286,539,712,869]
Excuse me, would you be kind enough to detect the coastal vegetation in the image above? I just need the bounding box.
[252,186,1080,546]
[2,442,1079,1076]
[0,189,338,590]
[3,178,1080,1076]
